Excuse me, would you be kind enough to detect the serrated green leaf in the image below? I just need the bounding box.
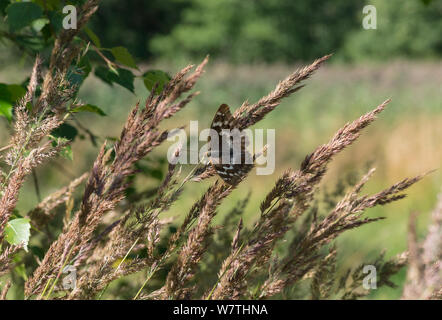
[111,46,137,69]
[6,2,43,32]
[71,104,106,116]
[5,218,31,252]
[143,70,171,95]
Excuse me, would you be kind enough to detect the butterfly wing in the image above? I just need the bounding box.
[209,104,253,185]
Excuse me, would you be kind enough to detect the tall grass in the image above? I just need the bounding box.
[0,0,440,300]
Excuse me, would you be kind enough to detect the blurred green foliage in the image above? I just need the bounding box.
[342,0,442,61]
[1,0,440,64]
[89,0,442,63]
[89,0,190,60]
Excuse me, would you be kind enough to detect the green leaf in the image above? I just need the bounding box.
[0,83,26,100]
[32,17,50,32]
[143,70,171,95]
[6,84,26,101]
[94,67,135,93]
[111,46,138,69]
[78,55,92,77]
[71,104,106,116]
[110,68,135,92]
[84,26,101,48]
[0,99,12,122]
[94,66,114,85]
[4,218,31,252]
[51,123,78,141]
[6,2,43,32]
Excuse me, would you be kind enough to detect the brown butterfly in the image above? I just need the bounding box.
[209,104,253,185]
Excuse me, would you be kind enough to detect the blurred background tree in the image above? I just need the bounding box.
[88,0,441,63]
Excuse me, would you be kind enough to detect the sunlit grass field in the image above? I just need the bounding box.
[1,59,441,299]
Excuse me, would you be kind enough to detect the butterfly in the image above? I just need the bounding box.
[209,104,254,185]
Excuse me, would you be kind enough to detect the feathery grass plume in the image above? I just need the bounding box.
[28,173,88,230]
[150,145,260,299]
[159,182,233,299]
[194,196,249,297]
[0,58,42,237]
[38,0,101,115]
[193,55,331,182]
[257,171,426,299]
[0,281,11,300]
[138,193,249,300]
[25,58,208,298]
[0,135,69,241]
[310,247,337,300]
[68,149,184,299]
[208,100,391,300]
[402,191,442,300]
[334,251,408,300]
[0,245,22,277]
[0,2,102,243]
[134,182,235,300]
